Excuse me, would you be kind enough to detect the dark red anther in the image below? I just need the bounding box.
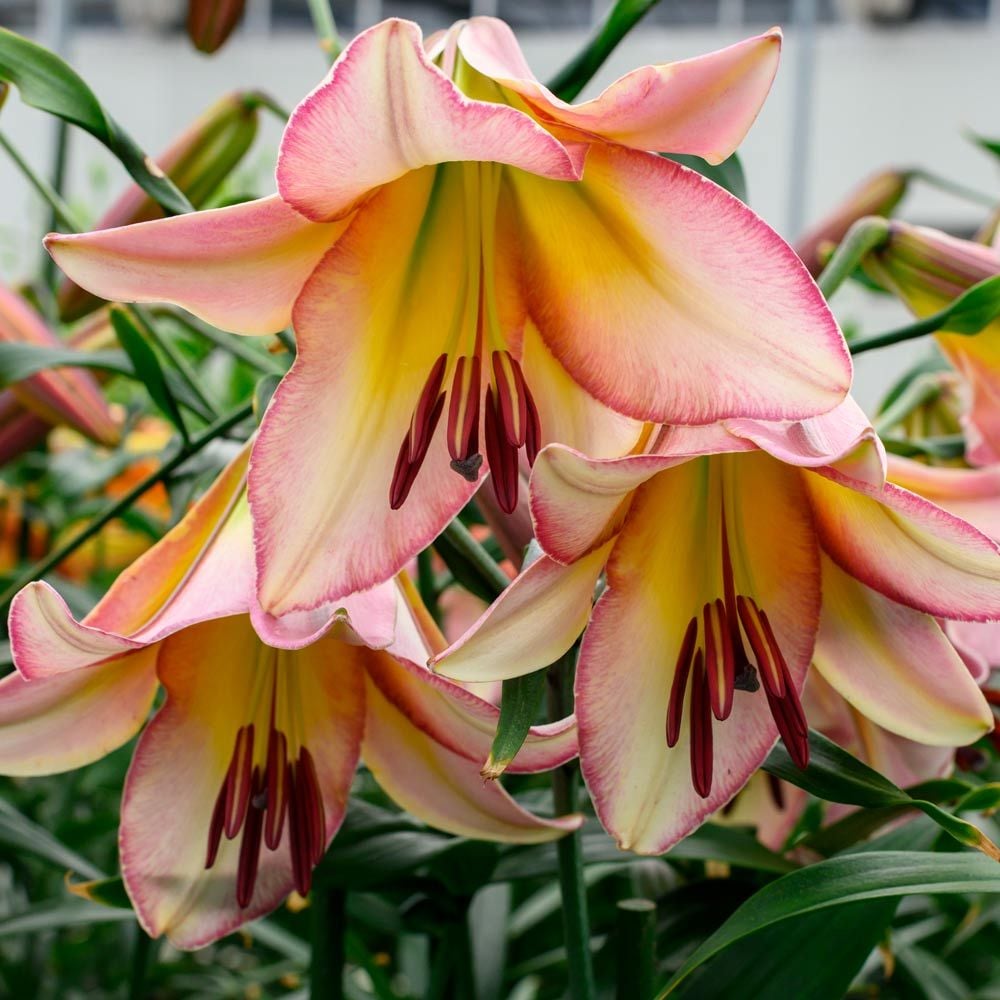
[288,749,326,897]
[484,386,520,514]
[524,387,541,466]
[736,596,785,699]
[204,783,227,869]
[689,651,714,799]
[390,355,448,509]
[235,767,265,908]
[766,772,786,811]
[492,350,529,448]
[223,724,255,840]
[666,616,698,747]
[299,747,326,866]
[764,671,810,770]
[264,728,289,850]
[447,355,482,481]
[704,599,735,722]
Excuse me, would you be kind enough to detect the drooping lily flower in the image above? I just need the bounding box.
[45,17,851,617]
[887,454,1000,678]
[435,398,997,853]
[0,283,119,448]
[0,447,579,947]
[864,222,1000,466]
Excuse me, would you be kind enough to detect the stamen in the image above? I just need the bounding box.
[524,389,541,466]
[735,596,785,698]
[492,350,529,447]
[666,616,698,747]
[484,386,520,514]
[390,355,448,509]
[223,724,255,840]
[765,674,810,769]
[288,749,326,897]
[704,599,735,722]
[236,767,265,908]
[446,354,483,481]
[766,773,786,811]
[264,728,289,850]
[689,651,714,799]
[204,785,226,869]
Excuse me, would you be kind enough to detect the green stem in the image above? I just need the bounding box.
[305,0,342,63]
[0,402,252,613]
[309,885,346,1000]
[911,169,999,209]
[42,119,70,283]
[816,216,891,300]
[128,926,154,1000]
[416,548,443,626]
[873,377,941,435]
[151,307,285,375]
[615,899,656,1000]
[849,313,946,355]
[244,90,292,123]
[128,305,220,417]
[547,653,596,1000]
[0,130,86,232]
[547,0,663,101]
[440,518,510,597]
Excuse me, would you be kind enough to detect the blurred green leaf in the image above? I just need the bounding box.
[66,874,131,909]
[968,130,1000,163]
[0,898,134,938]
[253,372,282,423]
[0,343,133,385]
[486,667,548,779]
[663,153,747,203]
[0,28,192,214]
[0,798,104,879]
[896,943,972,1000]
[660,851,1000,996]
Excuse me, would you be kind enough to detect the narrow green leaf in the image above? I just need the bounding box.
[66,874,132,909]
[968,129,1000,163]
[0,898,134,938]
[896,943,971,1000]
[660,851,1000,996]
[0,343,133,386]
[110,306,188,441]
[484,667,548,779]
[0,799,104,879]
[662,153,747,203]
[938,274,1000,334]
[0,28,192,214]
[253,372,282,423]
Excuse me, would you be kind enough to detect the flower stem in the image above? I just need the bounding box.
[615,899,656,1000]
[816,216,891,300]
[440,517,511,597]
[305,0,342,63]
[911,169,999,209]
[309,885,346,1000]
[0,401,252,613]
[127,926,154,1000]
[0,130,86,232]
[547,651,597,1000]
[850,312,951,355]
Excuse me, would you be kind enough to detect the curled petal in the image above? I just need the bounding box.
[509,144,851,425]
[459,19,781,163]
[365,652,577,773]
[0,647,158,775]
[46,196,341,335]
[361,655,580,842]
[277,18,581,223]
[434,545,611,683]
[813,556,993,746]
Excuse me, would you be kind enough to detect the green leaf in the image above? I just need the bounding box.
[765,730,999,858]
[484,667,548,779]
[0,343,133,386]
[938,274,1000,334]
[253,372,282,423]
[547,0,663,101]
[882,434,967,461]
[0,798,104,880]
[66,874,132,909]
[670,898,899,1000]
[659,851,1000,996]
[968,129,1000,163]
[110,306,188,441]
[896,943,971,1000]
[662,153,747,203]
[0,898,134,938]
[0,28,192,215]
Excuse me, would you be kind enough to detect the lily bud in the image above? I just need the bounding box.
[57,91,261,321]
[187,0,246,55]
[864,220,1000,314]
[0,286,119,453]
[795,169,910,277]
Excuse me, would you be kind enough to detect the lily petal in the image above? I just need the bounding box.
[578,454,819,854]
[946,620,1000,682]
[813,555,992,745]
[0,646,158,775]
[276,19,581,223]
[365,652,577,773]
[250,169,478,614]
[121,616,365,948]
[806,469,1000,621]
[45,196,341,335]
[434,545,611,683]
[361,651,580,842]
[508,143,850,424]
[459,19,780,163]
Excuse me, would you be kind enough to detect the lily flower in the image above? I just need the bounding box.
[0,283,119,448]
[0,447,579,947]
[434,398,997,853]
[864,222,1000,466]
[45,16,851,617]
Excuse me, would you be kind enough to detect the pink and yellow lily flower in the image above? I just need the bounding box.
[44,17,850,617]
[434,398,997,853]
[865,222,1000,466]
[0,447,579,947]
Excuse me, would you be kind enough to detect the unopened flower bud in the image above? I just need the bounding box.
[187,0,247,55]
[57,91,261,321]
[795,169,910,277]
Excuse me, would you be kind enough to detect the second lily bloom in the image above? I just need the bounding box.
[45,17,851,617]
